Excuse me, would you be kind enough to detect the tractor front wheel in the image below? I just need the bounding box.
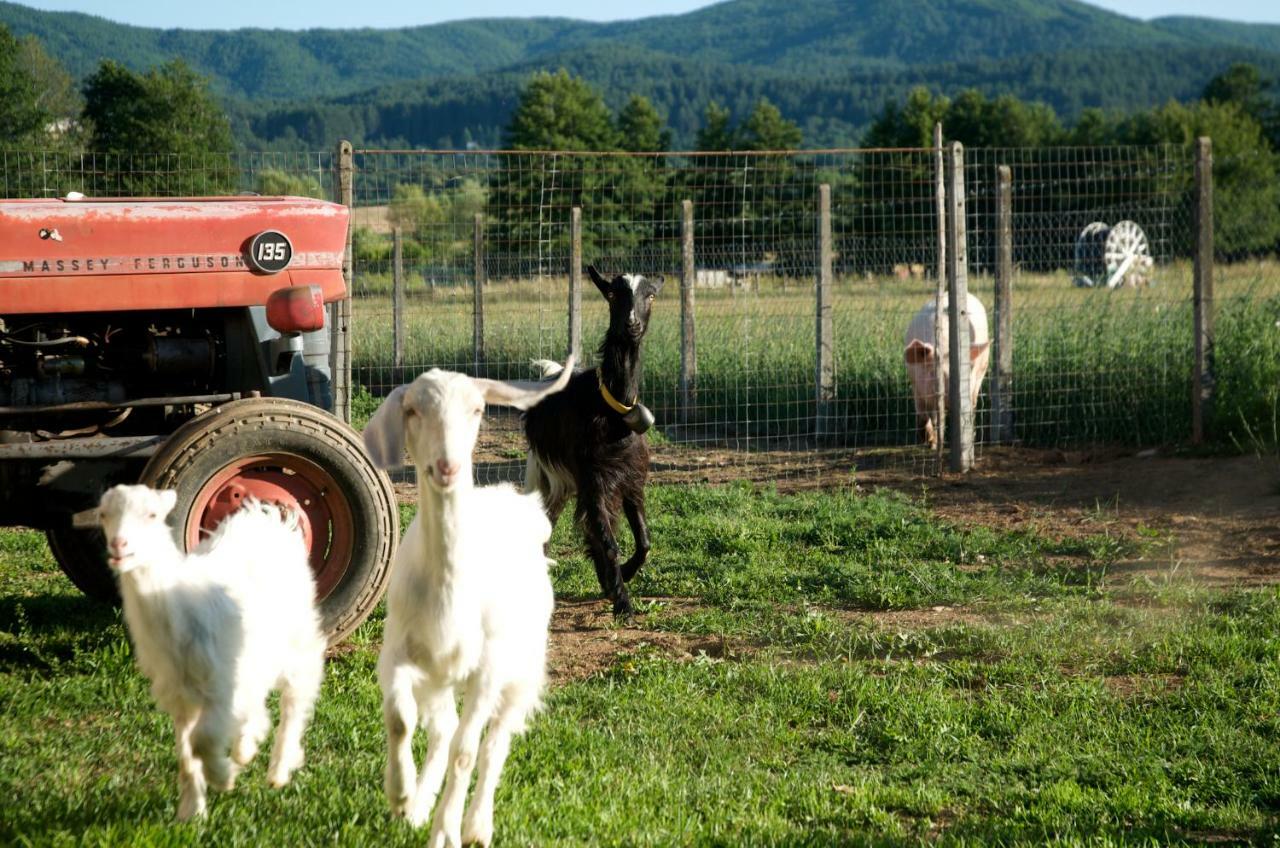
[138,397,397,645]
[46,519,118,604]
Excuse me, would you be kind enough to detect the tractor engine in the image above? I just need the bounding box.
[1,314,218,431]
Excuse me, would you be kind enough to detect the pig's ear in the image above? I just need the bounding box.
[969,341,991,362]
[905,339,935,365]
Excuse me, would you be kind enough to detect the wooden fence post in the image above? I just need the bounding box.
[392,226,405,369]
[330,139,353,423]
[569,207,582,363]
[473,213,485,377]
[680,199,697,428]
[992,165,1014,445]
[945,142,974,472]
[1193,136,1215,444]
[815,183,834,444]
[933,122,947,462]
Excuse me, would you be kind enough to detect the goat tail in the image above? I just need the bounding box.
[529,358,564,379]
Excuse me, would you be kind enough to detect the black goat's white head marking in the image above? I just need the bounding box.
[588,265,663,340]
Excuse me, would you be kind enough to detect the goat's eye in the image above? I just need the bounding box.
[646,293,655,302]
[472,408,483,418]
[147,512,158,520]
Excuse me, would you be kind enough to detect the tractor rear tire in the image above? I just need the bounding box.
[138,397,398,646]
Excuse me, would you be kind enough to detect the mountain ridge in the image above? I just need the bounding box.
[3,0,1279,148]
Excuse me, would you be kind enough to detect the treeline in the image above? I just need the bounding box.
[355,64,1280,278]
[233,45,1280,152]
[0,25,315,199]
[4,19,1279,260]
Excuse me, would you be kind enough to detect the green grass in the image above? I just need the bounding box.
[350,263,1280,451]
[3,486,1279,845]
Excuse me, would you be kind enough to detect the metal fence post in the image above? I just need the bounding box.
[933,122,947,462]
[569,207,582,362]
[1193,136,1215,444]
[392,226,405,370]
[331,139,353,423]
[473,212,485,377]
[680,199,697,429]
[992,165,1014,445]
[945,142,974,472]
[815,183,834,444]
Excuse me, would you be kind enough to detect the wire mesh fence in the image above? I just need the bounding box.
[964,145,1195,449]
[4,142,1277,485]
[0,149,336,199]
[348,147,958,484]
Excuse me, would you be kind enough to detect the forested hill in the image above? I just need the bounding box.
[4,0,1280,148]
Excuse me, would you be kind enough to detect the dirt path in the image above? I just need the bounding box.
[395,448,1280,681]
[874,448,1280,588]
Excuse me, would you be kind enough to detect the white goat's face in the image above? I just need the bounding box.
[362,358,577,486]
[401,370,485,493]
[97,484,178,572]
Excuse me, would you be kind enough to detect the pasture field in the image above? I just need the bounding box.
[3,457,1279,846]
[349,262,1280,452]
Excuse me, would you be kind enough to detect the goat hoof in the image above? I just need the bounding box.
[611,594,634,618]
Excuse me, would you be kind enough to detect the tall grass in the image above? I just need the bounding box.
[350,262,1280,450]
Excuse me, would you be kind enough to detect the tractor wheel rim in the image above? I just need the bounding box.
[186,452,355,600]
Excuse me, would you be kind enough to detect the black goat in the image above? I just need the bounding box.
[523,265,663,616]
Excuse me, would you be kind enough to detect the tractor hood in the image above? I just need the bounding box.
[0,196,349,315]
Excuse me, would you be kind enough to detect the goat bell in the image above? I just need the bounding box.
[622,402,655,434]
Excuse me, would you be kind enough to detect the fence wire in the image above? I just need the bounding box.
[349,148,959,484]
[4,143,1274,486]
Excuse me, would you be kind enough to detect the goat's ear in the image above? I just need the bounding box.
[474,354,575,411]
[362,384,410,470]
[587,265,611,298]
[157,488,178,517]
[649,275,665,295]
[970,341,991,362]
[904,339,935,365]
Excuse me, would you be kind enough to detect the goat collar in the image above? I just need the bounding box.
[596,367,635,414]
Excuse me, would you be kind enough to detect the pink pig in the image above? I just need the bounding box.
[904,293,991,449]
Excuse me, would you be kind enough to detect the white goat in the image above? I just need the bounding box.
[97,485,326,821]
[904,292,991,448]
[362,358,572,848]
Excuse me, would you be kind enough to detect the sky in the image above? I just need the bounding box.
[14,0,1280,30]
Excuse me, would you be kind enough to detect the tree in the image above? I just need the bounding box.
[82,60,235,195]
[617,95,669,152]
[0,25,50,146]
[255,168,324,199]
[614,96,672,262]
[695,102,735,150]
[1203,63,1267,115]
[1203,62,1279,152]
[17,35,79,131]
[506,69,616,151]
[862,87,948,148]
[739,98,802,150]
[1116,99,1280,257]
[494,71,670,261]
[686,98,810,271]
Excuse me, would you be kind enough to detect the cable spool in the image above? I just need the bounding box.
[1073,222,1109,288]
[1073,220,1154,289]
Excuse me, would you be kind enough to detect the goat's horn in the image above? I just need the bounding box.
[474,354,575,411]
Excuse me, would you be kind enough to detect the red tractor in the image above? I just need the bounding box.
[0,195,397,644]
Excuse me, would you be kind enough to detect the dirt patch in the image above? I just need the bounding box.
[858,605,991,630]
[878,448,1280,589]
[1103,673,1185,698]
[547,598,740,684]
[390,446,1279,676]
